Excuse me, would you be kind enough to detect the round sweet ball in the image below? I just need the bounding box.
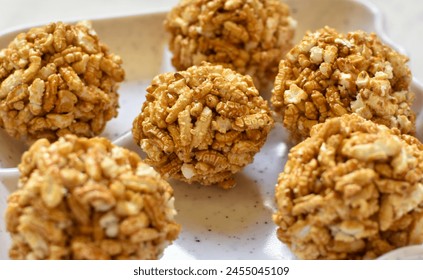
[273,113,423,260]
[5,134,180,260]
[165,0,296,92]
[271,26,415,142]
[0,21,125,144]
[132,62,274,189]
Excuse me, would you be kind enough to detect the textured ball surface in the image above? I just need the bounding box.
[165,0,296,92]
[132,63,274,189]
[0,21,124,144]
[271,27,414,142]
[6,135,180,259]
[273,114,423,259]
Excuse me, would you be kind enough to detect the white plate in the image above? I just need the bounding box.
[1,0,422,260]
[377,245,423,260]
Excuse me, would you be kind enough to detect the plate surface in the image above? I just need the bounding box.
[1,0,422,260]
[377,245,423,260]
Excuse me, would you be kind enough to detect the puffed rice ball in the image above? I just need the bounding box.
[273,113,423,260]
[5,134,180,259]
[165,0,296,92]
[132,62,274,189]
[0,21,124,144]
[271,26,415,142]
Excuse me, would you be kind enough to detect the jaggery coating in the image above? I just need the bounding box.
[0,21,124,144]
[271,26,415,142]
[273,114,423,260]
[5,135,180,259]
[165,0,296,92]
[132,63,274,189]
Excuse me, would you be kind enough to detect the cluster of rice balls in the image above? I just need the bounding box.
[1,0,422,260]
[271,26,422,259]
[1,21,181,260]
[1,0,289,260]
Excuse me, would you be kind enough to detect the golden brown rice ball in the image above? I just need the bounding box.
[165,0,296,92]
[132,62,274,189]
[5,135,180,259]
[271,26,414,142]
[0,21,124,144]
[273,114,423,260]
